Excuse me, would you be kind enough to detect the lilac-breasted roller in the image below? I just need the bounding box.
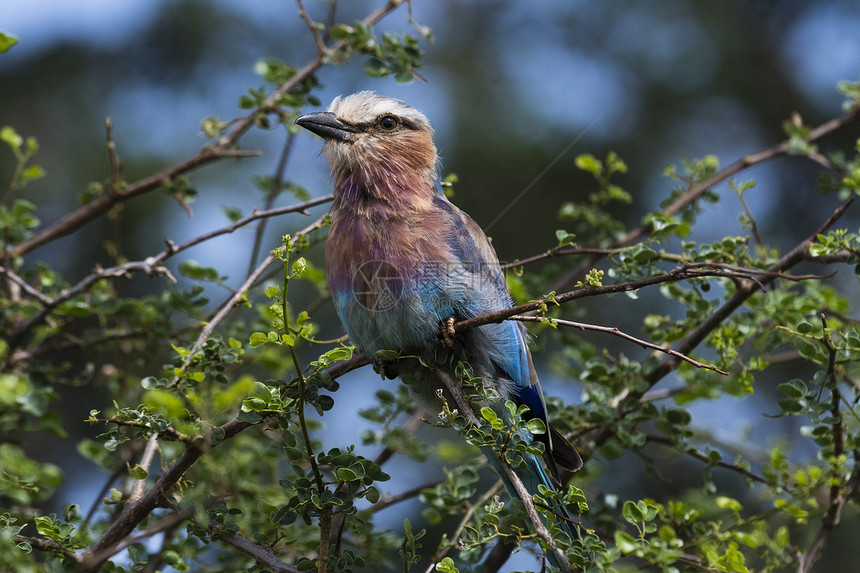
[296,92,582,566]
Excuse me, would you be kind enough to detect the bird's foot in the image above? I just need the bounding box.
[439,317,457,348]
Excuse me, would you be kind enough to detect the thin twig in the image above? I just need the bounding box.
[9,148,260,259]
[160,194,331,268]
[247,133,300,275]
[368,478,447,516]
[645,434,768,485]
[501,247,621,270]
[511,315,728,375]
[296,0,329,55]
[0,264,52,305]
[733,182,763,248]
[422,481,504,573]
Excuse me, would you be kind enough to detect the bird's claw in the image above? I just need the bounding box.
[439,317,456,348]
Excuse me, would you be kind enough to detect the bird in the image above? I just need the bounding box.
[296,91,582,568]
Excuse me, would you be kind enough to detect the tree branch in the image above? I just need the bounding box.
[296,0,329,56]
[454,263,829,336]
[13,534,82,563]
[549,107,860,291]
[796,317,851,573]
[80,418,253,571]
[213,530,302,573]
[84,507,196,570]
[586,197,855,451]
[645,434,768,485]
[796,467,860,573]
[9,147,260,259]
[169,215,327,387]
[246,133,301,276]
[511,315,728,375]
[128,433,160,503]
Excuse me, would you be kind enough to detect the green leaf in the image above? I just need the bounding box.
[129,465,148,480]
[716,496,743,512]
[365,486,380,504]
[614,530,639,553]
[336,467,358,481]
[0,32,19,53]
[375,349,399,361]
[480,407,497,422]
[526,418,547,435]
[20,164,45,185]
[249,332,268,347]
[777,379,807,398]
[364,58,390,78]
[575,153,602,176]
[178,260,224,282]
[622,500,644,523]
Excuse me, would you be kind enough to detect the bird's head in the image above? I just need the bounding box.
[296,92,438,188]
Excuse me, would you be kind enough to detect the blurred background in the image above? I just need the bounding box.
[2,0,859,570]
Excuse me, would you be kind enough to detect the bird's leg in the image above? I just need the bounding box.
[439,316,457,348]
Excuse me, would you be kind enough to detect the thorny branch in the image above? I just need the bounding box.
[454,262,832,336]
[79,419,252,571]
[511,314,728,375]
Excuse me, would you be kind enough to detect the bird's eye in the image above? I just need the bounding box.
[378,115,399,131]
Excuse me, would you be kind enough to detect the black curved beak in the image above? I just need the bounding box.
[295,112,357,142]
